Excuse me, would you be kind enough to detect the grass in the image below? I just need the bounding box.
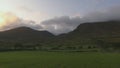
[0,51,120,68]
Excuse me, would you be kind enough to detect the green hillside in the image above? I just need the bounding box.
[48,21,120,52]
[0,21,120,52]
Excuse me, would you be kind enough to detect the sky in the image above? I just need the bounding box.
[0,0,120,34]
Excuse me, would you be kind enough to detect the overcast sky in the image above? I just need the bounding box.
[0,0,120,34]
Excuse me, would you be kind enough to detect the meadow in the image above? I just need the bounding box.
[0,51,120,68]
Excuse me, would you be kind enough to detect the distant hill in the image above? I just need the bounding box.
[70,21,120,38]
[0,21,120,51]
[1,21,120,43]
[51,21,120,47]
[0,27,54,42]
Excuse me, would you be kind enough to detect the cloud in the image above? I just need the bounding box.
[40,6,120,35]
[15,6,49,22]
[1,5,120,35]
[91,0,105,3]
[0,12,43,31]
[0,12,82,35]
[17,6,33,12]
[82,6,120,22]
[41,16,82,35]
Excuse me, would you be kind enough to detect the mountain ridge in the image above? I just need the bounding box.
[0,21,120,40]
[66,21,120,38]
[0,21,120,51]
[0,26,54,42]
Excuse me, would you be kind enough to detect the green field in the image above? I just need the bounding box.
[0,51,120,68]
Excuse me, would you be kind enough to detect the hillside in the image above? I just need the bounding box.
[0,27,54,42]
[64,21,120,44]
[47,21,120,51]
[70,21,120,38]
[0,21,120,51]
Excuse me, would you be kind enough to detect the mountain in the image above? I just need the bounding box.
[0,27,54,42]
[51,21,120,48]
[0,21,120,51]
[70,21,120,38]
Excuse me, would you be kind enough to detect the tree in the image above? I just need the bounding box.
[14,43,23,50]
[88,46,92,49]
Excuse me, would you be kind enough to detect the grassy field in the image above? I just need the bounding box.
[0,51,120,68]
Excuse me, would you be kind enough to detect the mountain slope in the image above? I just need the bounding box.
[0,27,54,42]
[0,21,120,51]
[51,21,120,48]
[67,21,120,38]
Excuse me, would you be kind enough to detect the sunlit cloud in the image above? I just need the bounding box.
[0,0,120,35]
[1,5,120,35]
[0,12,43,31]
[14,6,49,23]
[0,12,19,29]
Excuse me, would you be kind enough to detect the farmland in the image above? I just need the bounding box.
[0,51,120,68]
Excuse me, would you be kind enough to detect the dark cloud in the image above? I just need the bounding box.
[1,6,120,35]
[40,6,120,35]
[83,6,120,22]
[41,16,82,35]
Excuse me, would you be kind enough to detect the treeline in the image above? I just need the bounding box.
[0,41,99,52]
[96,39,120,52]
[0,39,120,52]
